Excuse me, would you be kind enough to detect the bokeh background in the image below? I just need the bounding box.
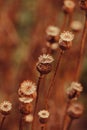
[0,0,87,130]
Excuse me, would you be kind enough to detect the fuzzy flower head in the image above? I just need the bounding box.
[24,114,33,123]
[38,54,54,64]
[46,26,60,36]
[18,80,37,97]
[38,110,50,119]
[70,21,83,31]
[0,101,12,115]
[60,31,74,42]
[63,0,75,13]
[70,82,83,92]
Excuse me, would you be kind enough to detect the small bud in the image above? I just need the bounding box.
[38,110,50,124]
[23,114,33,123]
[67,102,84,119]
[70,21,83,32]
[0,101,12,115]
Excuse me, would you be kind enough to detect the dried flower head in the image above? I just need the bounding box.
[38,54,54,64]
[19,97,34,104]
[59,31,74,50]
[80,0,87,10]
[63,0,76,13]
[67,102,84,119]
[60,31,74,42]
[0,101,12,115]
[70,21,83,32]
[18,80,37,98]
[38,110,50,124]
[66,82,83,100]
[36,54,54,74]
[24,114,33,123]
[46,26,60,36]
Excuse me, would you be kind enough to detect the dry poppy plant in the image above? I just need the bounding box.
[0,0,87,130]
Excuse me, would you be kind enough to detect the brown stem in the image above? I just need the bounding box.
[63,116,73,130]
[32,74,43,130]
[61,101,71,130]
[75,13,87,81]
[45,50,64,109]
[19,114,23,130]
[0,116,6,130]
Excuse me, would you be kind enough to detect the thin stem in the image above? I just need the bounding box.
[41,126,45,130]
[32,74,43,130]
[45,50,64,109]
[63,116,73,130]
[0,116,6,130]
[61,101,71,130]
[75,13,87,81]
[19,114,23,130]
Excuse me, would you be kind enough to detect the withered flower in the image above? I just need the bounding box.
[66,82,83,100]
[63,0,76,13]
[59,31,74,50]
[36,54,54,75]
[67,102,84,119]
[0,101,12,115]
[38,110,50,124]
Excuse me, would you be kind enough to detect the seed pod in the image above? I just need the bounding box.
[67,102,84,119]
[38,110,50,124]
[19,103,33,115]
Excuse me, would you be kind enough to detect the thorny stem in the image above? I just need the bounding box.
[61,101,71,130]
[0,116,6,130]
[32,74,43,130]
[75,12,87,81]
[45,50,64,109]
[19,114,23,130]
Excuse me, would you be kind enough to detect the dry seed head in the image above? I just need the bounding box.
[18,80,36,97]
[38,54,54,64]
[38,110,50,124]
[63,0,75,13]
[38,110,50,118]
[67,102,84,119]
[70,21,83,32]
[66,82,83,100]
[60,31,74,42]
[80,0,87,10]
[46,26,60,36]
[0,101,12,115]
[24,114,33,123]
[19,97,34,104]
